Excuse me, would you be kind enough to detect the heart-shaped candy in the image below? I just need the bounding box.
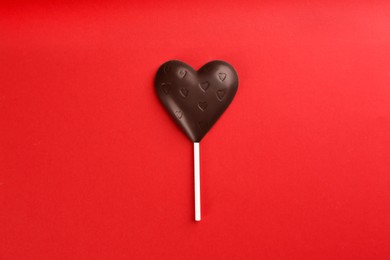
[155,60,238,142]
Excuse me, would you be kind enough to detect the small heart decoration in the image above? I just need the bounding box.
[155,60,238,142]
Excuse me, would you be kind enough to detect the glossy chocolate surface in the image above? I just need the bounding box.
[155,60,238,142]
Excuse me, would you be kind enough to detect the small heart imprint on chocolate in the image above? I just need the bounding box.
[216,90,226,100]
[198,102,208,111]
[163,64,171,73]
[175,110,183,119]
[161,82,171,94]
[155,60,238,142]
[199,81,210,92]
[178,70,187,78]
[180,87,189,98]
[218,73,227,81]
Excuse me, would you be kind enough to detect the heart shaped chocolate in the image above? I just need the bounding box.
[155,60,238,142]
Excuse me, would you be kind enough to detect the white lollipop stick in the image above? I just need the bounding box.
[194,142,201,221]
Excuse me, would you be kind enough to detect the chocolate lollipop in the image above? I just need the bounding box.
[155,60,238,221]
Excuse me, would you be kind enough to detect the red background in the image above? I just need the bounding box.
[1,1,390,259]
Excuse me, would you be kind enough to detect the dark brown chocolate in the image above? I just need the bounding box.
[155,60,238,142]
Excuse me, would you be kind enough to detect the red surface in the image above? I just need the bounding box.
[1,1,390,259]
